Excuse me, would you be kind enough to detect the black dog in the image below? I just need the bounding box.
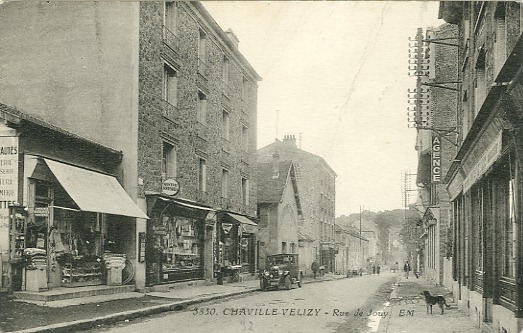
[421,290,450,314]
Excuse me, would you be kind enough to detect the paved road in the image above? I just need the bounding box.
[90,273,395,333]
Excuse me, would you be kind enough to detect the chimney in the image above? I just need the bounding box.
[225,29,239,49]
[283,134,297,148]
[272,152,280,179]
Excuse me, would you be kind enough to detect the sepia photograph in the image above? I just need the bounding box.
[0,1,521,333]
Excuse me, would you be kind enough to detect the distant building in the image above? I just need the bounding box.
[258,135,336,274]
[256,156,302,270]
[334,225,369,275]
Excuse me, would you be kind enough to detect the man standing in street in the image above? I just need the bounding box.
[311,261,319,279]
[403,261,411,279]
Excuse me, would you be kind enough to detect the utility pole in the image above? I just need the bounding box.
[360,206,363,273]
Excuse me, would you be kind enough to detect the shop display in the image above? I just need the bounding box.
[24,248,47,269]
[10,210,27,263]
[161,217,202,271]
[61,256,102,286]
[148,212,204,283]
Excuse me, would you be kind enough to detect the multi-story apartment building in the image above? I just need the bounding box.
[412,24,458,286]
[440,2,523,332]
[257,135,336,275]
[0,1,260,294]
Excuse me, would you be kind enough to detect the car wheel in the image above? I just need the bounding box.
[284,275,292,290]
[260,278,267,291]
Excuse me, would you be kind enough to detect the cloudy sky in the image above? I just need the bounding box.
[203,1,445,216]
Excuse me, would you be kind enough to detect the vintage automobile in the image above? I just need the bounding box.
[259,253,302,291]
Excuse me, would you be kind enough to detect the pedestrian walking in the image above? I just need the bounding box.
[403,261,411,279]
[372,265,376,274]
[311,261,319,279]
[319,265,325,276]
[377,265,381,275]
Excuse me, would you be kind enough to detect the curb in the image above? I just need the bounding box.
[14,276,346,333]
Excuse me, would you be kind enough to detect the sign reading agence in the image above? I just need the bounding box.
[432,136,441,183]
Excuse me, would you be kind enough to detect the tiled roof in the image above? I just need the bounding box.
[256,160,292,203]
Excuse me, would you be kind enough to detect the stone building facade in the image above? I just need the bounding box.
[440,2,523,332]
[257,136,336,275]
[0,1,260,292]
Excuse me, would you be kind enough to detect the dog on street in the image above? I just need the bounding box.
[421,290,451,314]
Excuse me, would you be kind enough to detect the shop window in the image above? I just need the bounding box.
[197,91,207,124]
[290,243,295,254]
[221,169,229,199]
[198,158,207,192]
[163,64,178,107]
[222,110,230,141]
[240,235,252,271]
[282,242,287,254]
[218,221,238,266]
[157,215,204,282]
[162,141,177,179]
[504,178,517,278]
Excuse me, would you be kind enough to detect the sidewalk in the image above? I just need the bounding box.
[376,275,493,333]
[1,273,345,333]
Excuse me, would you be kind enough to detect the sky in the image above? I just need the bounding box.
[203,1,445,217]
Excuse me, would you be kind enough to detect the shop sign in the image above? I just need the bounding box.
[153,225,167,235]
[463,132,502,192]
[34,207,49,217]
[0,136,18,257]
[431,136,441,183]
[138,232,146,263]
[161,178,180,196]
[222,223,233,234]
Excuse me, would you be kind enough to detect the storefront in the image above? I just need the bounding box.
[10,156,148,291]
[145,195,215,285]
[215,212,257,279]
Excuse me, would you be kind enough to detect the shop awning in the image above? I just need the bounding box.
[154,196,215,211]
[226,212,257,226]
[44,159,148,219]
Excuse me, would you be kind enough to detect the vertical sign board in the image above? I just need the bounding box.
[432,136,441,183]
[0,136,18,288]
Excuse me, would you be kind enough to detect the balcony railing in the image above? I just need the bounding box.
[161,100,180,123]
[198,58,208,78]
[163,26,180,54]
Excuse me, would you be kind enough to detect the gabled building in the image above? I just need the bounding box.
[258,135,337,275]
[0,1,260,293]
[256,156,303,271]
